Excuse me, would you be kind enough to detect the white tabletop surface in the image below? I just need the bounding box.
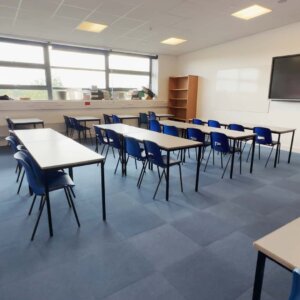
[14,128,104,170]
[96,124,201,151]
[74,116,101,121]
[160,120,255,140]
[254,217,300,270]
[11,118,44,124]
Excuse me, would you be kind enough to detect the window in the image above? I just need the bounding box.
[0,38,156,100]
[109,54,150,72]
[0,42,44,64]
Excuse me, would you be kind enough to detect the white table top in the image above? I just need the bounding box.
[117,114,139,119]
[14,128,104,170]
[156,113,174,118]
[160,120,255,140]
[242,123,296,134]
[96,124,201,151]
[254,217,300,270]
[74,116,101,122]
[11,118,44,125]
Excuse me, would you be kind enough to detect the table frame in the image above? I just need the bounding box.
[96,124,202,201]
[14,129,106,239]
[10,118,44,129]
[160,120,256,179]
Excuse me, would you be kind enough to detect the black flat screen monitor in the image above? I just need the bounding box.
[269,54,300,101]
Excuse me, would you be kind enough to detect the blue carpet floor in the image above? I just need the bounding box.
[0,142,299,300]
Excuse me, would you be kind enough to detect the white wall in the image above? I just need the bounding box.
[176,21,300,151]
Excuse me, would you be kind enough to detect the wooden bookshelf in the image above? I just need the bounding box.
[168,75,198,122]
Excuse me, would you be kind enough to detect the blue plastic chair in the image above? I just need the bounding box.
[163,125,179,137]
[228,124,244,132]
[6,117,14,130]
[94,126,115,159]
[247,127,280,167]
[63,115,73,136]
[125,136,147,187]
[143,140,183,199]
[148,111,157,121]
[208,120,221,128]
[105,129,122,174]
[103,114,112,124]
[138,113,148,128]
[192,118,203,125]
[14,150,79,240]
[149,120,161,133]
[112,114,121,124]
[187,128,210,160]
[69,117,93,144]
[204,132,242,178]
[289,268,300,300]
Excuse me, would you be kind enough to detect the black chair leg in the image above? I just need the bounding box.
[153,169,165,199]
[258,144,261,160]
[137,161,147,188]
[265,146,274,168]
[204,149,212,172]
[16,166,22,182]
[64,187,72,208]
[28,194,37,215]
[69,186,76,198]
[114,158,121,174]
[66,187,80,227]
[178,164,183,192]
[222,154,232,179]
[17,170,25,194]
[31,195,46,241]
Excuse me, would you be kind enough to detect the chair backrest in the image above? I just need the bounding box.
[63,115,72,128]
[14,151,45,195]
[68,117,79,129]
[125,137,144,160]
[149,120,161,133]
[148,111,157,121]
[192,118,203,125]
[112,114,121,124]
[103,114,112,124]
[6,117,14,130]
[163,125,178,137]
[94,126,105,144]
[253,127,272,144]
[228,123,244,132]
[105,129,121,149]
[289,268,300,300]
[208,120,221,128]
[143,140,164,167]
[5,135,19,153]
[139,113,148,125]
[210,132,230,153]
[187,128,205,143]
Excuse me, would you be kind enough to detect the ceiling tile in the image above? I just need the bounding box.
[0,6,17,18]
[87,11,121,25]
[20,0,59,13]
[63,0,103,10]
[112,17,144,30]
[55,4,91,20]
[0,0,20,8]
[97,0,136,16]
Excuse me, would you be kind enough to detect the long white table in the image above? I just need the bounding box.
[160,120,256,179]
[14,128,106,238]
[10,118,44,129]
[95,124,202,201]
[252,218,300,299]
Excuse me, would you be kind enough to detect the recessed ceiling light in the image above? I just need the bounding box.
[232,5,272,20]
[76,21,108,33]
[161,37,187,46]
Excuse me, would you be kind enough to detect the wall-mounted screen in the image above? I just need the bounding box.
[269,54,300,101]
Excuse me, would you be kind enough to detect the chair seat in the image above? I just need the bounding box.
[162,155,181,167]
[256,139,279,146]
[44,171,75,192]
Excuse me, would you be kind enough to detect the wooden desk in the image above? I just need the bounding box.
[10,118,44,129]
[96,124,201,201]
[14,128,106,238]
[160,120,256,179]
[243,123,296,168]
[252,218,300,299]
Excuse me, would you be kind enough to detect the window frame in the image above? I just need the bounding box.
[0,37,157,100]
